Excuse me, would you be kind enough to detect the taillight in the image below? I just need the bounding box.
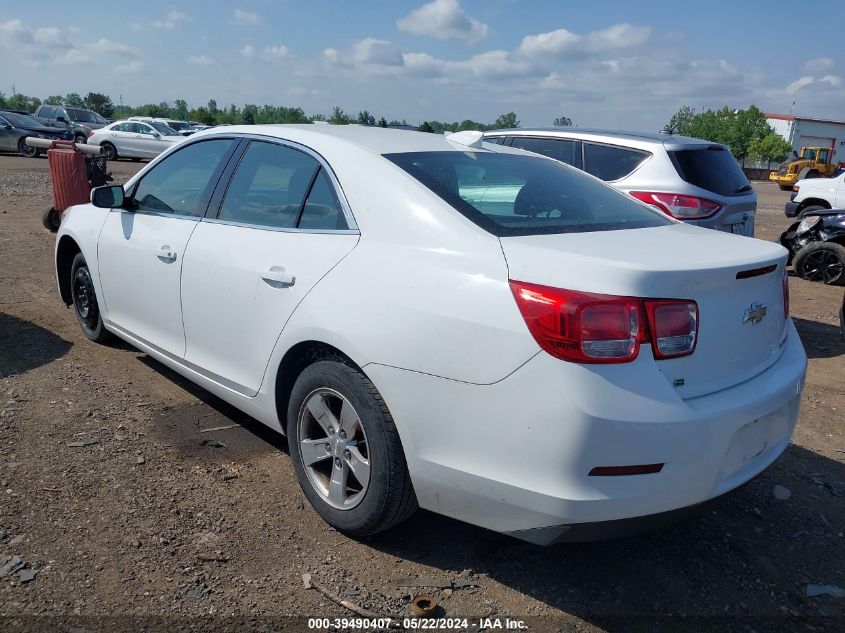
[782,268,789,319]
[644,300,698,359]
[88,130,95,137]
[509,281,698,364]
[630,191,721,220]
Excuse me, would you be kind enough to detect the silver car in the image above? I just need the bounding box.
[88,120,185,161]
[484,129,756,236]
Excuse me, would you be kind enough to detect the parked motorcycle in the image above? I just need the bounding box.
[780,210,845,286]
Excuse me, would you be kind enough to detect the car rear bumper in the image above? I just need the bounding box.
[366,320,806,543]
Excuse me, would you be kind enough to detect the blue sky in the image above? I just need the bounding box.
[2,0,843,129]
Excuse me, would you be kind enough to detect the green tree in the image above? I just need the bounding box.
[44,95,64,105]
[493,112,519,129]
[748,133,793,163]
[6,93,40,112]
[356,110,375,126]
[553,115,573,127]
[378,117,388,128]
[207,99,219,116]
[417,121,435,133]
[666,104,774,159]
[173,99,189,120]
[64,93,85,107]
[329,106,351,125]
[84,92,114,118]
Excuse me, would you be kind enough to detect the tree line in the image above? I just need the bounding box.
[666,104,792,163]
[0,90,580,134]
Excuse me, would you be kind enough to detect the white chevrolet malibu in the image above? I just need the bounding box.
[54,125,807,544]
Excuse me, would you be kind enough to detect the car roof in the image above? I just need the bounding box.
[192,124,509,155]
[484,127,719,150]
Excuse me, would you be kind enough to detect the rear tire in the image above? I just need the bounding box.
[794,242,845,285]
[42,207,61,232]
[70,253,114,343]
[101,142,117,161]
[73,134,87,145]
[287,359,417,537]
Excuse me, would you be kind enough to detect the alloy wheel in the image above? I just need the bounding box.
[802,250,844,284]
[72,266,100,331]
[297,388,370,510]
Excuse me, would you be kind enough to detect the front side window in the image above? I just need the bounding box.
[582,143,650,181]
[39,106,55,118]
[137,124,157,136]
[131,139,233,216]
[509,136,582,168]
[385,151,671,237]
[219,141,319,229]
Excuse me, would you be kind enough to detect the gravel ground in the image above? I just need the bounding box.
[0,154,843,632]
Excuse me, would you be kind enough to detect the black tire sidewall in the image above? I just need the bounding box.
[70,253,109,340]
[42,207,61,232]
[795,242,845,285]
[74,135,87,145]
[287,361,397,534]
[102,143,117,161]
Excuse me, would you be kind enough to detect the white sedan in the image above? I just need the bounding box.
[54,125,807,543]
[88,120,185,161]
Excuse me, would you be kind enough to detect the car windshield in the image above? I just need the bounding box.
[167,121,190,130]
[150,122,178,135]
[384,151,672,236]
[0,111,44,128]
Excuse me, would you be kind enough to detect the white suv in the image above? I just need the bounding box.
[484,129,757,236]
[785,171,845,217]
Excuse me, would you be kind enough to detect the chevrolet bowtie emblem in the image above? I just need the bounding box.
[743,303,768,324]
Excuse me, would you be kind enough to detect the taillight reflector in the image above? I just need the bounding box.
[630,191,722,220]
[589,464,664,476]
[509,281,698,364]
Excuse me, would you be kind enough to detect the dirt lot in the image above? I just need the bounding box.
[0,154,843,632]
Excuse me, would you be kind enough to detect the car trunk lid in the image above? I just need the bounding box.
[500,223,789,398]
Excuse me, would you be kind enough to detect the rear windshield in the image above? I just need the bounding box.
[669,147,751,197]
[0,111,43,128]
[384,151,672,237]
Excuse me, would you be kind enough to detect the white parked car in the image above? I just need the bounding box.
[54,125,806,543]
[88,120,185,161]
[484,129,758,237]
[785,171,845,217]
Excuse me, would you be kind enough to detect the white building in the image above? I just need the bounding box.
[767,113,845,161]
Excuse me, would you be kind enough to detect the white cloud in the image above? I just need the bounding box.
[131,9,190,31]
[241,44,290,62]
[517,28,581,57]
[397,0,489,43]
[187,54,214,65]
[322,48,339,63]
[89,38,138,57]
[805,57,834,72]
[240,44,255,58]
[819,74,842,87]
[353,38,403,66]
[114,60,145,74]
[585,23,650,52]
[786,75,815,93]
[233,9,263,26]
[0,19,71,48]
[518,22,649,59]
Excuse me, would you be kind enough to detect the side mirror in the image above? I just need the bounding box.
[91,185,125,209]
[56,116,68,124]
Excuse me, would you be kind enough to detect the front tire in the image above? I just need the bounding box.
[18,138,38,158]
[70,253,114,343]
[798,204,826,217]
[287,359,417,536]
[42,207,61,232]
[794,242,845,285]
[74,134,87,145]
[100,142,117,161]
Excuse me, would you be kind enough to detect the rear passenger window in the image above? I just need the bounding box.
[298,168,348,230]
[485,136,506,145]
[219,141,318,229]
[583,143,649,181]
[509,137,582,168]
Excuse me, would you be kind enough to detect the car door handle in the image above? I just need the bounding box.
[261,266,295,286]
[156,246,177,261]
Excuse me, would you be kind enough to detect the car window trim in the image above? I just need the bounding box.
[203,133,359,235]
[508,135,584,170]
[125,137,242,221]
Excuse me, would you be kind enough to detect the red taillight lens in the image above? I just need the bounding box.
[644,300,698,359]
[510,281,699,364]
[88,130,95,137]
[630,191,722,220]
[509,281,646,363]
[782,268,789,319]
